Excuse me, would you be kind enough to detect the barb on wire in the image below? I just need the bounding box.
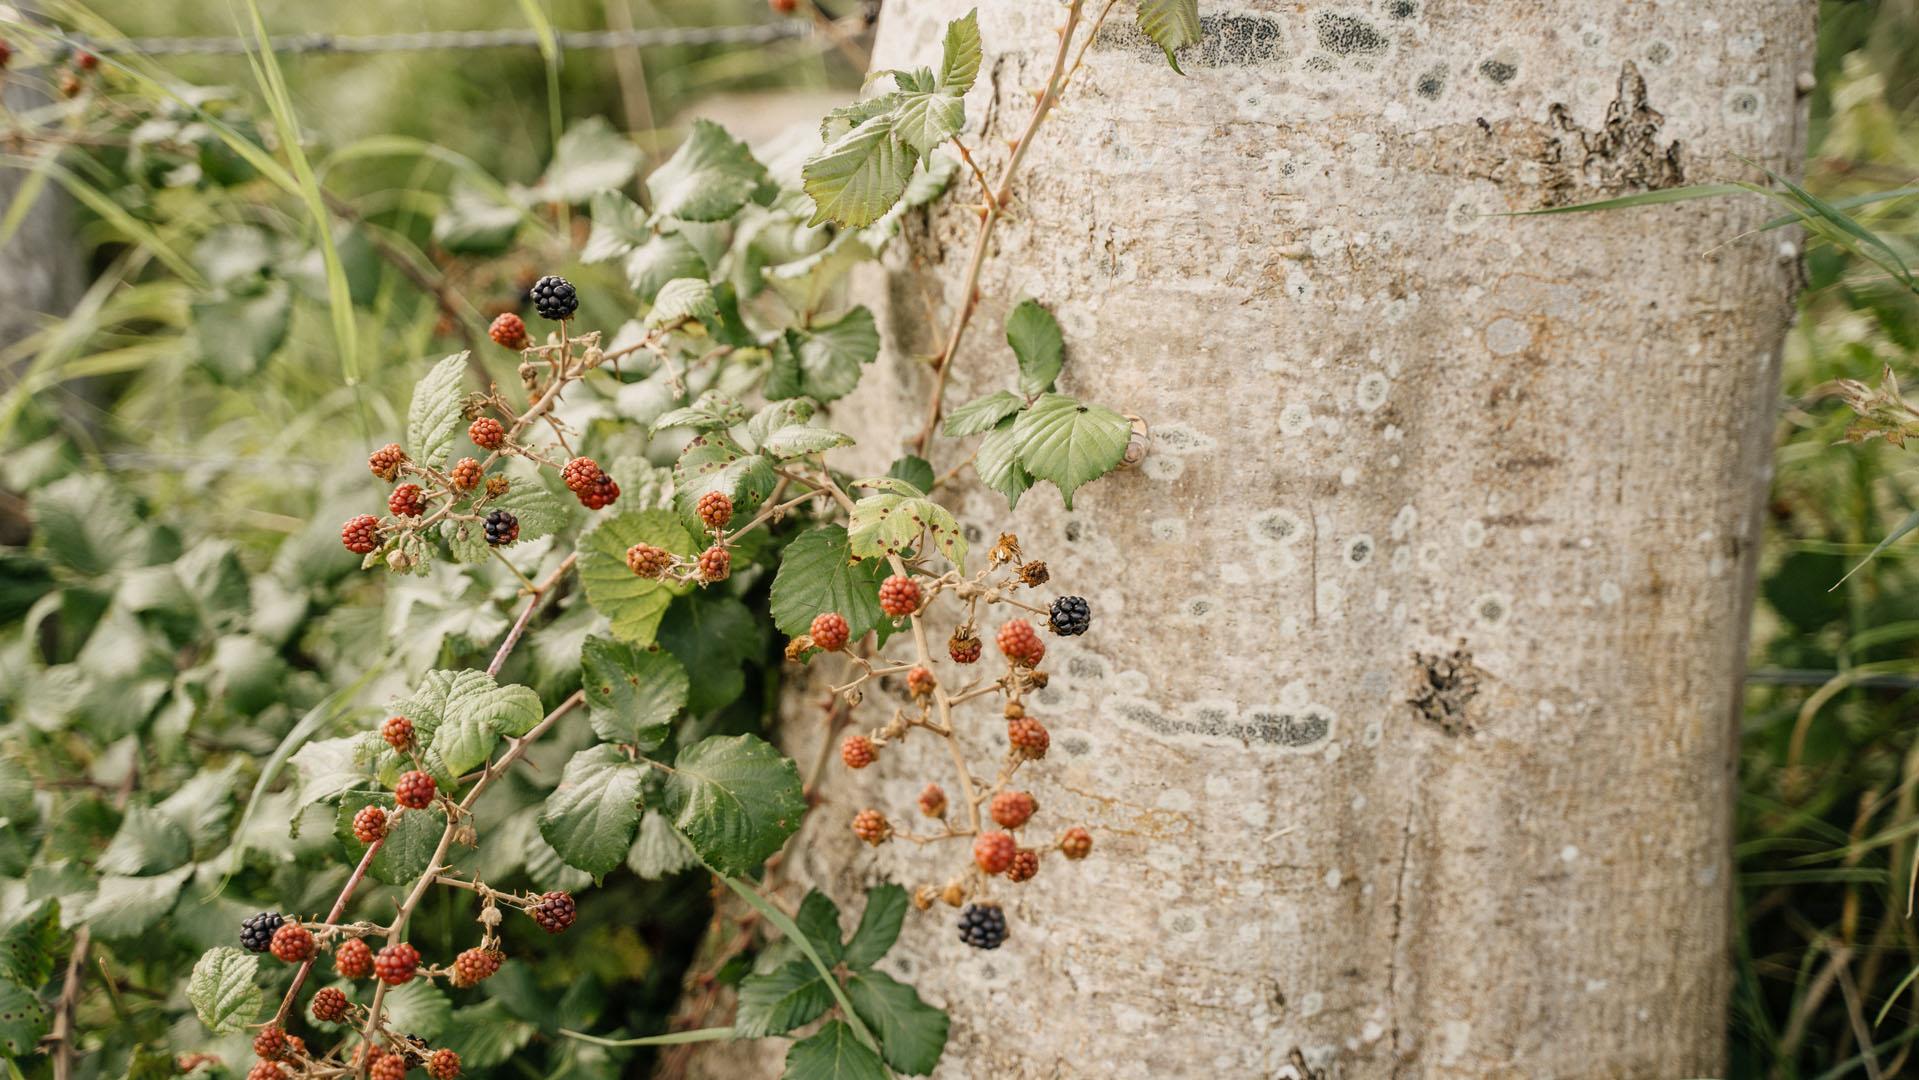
[67,22,815,58]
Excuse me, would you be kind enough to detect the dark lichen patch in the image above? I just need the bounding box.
[1539,61,1685,205]
[1384,0,1418,19]
[1113,699,1334,749]
[1478,58,1518,85]
[1415,64,1447,99]
[1316,12,1390,58]
[1093,13,1290,69]
[1408,647,1482,735]
[1644,40,1674,66]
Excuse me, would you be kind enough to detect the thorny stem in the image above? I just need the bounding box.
[48,927,89,1080]
[487,554,579,678]
[271,837,386,1027]
[911,0,1088,457]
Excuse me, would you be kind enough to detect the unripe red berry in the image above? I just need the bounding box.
[388,483,426,518]
[450,947,503,987]
[353,805,388,844]
[1008,716,1050,759]
[449,457,483,492]
[371,1052,407,1080]
[253,1026,287,1059]
[906,666,936,697]
[335,937,373,979]
[247,1062,285,1080]
[1007,848,1040,883]
[973,831,1016,874]
[488,312,529,350]
[918,783,947,818]
[310,986,350,1023]
[373,942,420,985]
[996,619,1046,668]
[532,891,576,933]
[697,546,730,583]
[561,456,604,494]
[269,923,315,963]
[578,475,620,510]
[877,575,921,617]
[427,1048,463,1079]
[770,0,798,13]
[395,770,435,810]
[696,490,733,531]
[341,515,381,555]
[626,543,673,578]
[810,612,850,652]
[840,735,875,769]
[74,49,97,71]
[948,627,982,664]
[1060,827,1093,860]
[368,443,407,481]
[468,417,505,450]
[990,790,1037,830]
[852,809,891,846]
[383,715,414,750]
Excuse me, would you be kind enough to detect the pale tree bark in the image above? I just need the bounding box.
[697,2,1815,1076]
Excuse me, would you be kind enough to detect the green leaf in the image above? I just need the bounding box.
[441,1001,537,1068]
[974,417,1032,508]
[531,117,645,204]
[1005,299,1063,396]
[943,391,1024,437]
[1009,393,1130,508]
[580,635,688,750]
[82,866,191,938]
[769,526,891,645]
[396,669,545,784]
[803,114,919,229]
[626,810,700,879]
[581,189,650,263]
[659,595,764,714]
[784,1019,889,1080]
[795,890,846,967]
[539,746,647,881]
[192,282,291,381]
[842,884,908,970]
[887,455,936,493]
[646,277,719,331]
[578,510,697,646]
[937,11,982,94]
[893,91,966,158]
[745,399,818,451]
[627,232,708,301]
[333,791,444,885]
[820,94,901,143]
[848,492,967,568]
[96,802,192,875]
[406,353,471,469]
[1136,0,1201,72]
[662,733,806,876]
[735,959,833,1038]
[187,946,262,1035]
[647,120,769,223]
[0,979,49,1057]
[761,424,855,461]
[673,435,778,521]
[383,979,454,1041]
[769,307,881,403]
[0,902,61,987]
[432,179,523,254]
[846,970,948,1075]
[654,390,748,433]
[443,479,572,563]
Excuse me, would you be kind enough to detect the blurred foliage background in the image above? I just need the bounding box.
[5,0,1919,1075]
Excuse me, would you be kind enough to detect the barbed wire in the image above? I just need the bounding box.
[70,21,816,58]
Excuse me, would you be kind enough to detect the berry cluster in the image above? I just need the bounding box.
[561,456,620,509]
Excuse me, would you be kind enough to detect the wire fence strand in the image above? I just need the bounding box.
[73,22,815,57]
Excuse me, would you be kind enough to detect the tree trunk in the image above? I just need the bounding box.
[704,2,1814,1076]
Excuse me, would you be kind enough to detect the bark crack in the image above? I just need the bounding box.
[1385,799,1418,1073]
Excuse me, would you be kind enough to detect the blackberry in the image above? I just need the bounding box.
[530,275,578,321]
[341,515,381,555]
[561,456,603,494]
[310,986,350,1023]
[450,947,502,988]
[878,575,921,618]
[948,627,982,665]
[1008,716,1049,759]
[449,457,483,492]
[353,805,388,844]
[468,417,505,450]
[852,809,891,846]
[996,619,1045,668]
[696,491,733,531]
[810,612,850,652]
[840,735,875,769]
[579,475,620,510]
[335,937,373,979]
[1007,848,1040,883]
[427,1048,462,1079]
[373,942,420,985]
[532,891,577,933]
[253,1027,287,1060]
[906,666,936,697]
[483,509,519,546]
[240,911,285,953]
[957,903,1007,950]
[973,831,1016,874]
[369,443,408,481]
[990,790,1037,830]
[488,312,529,350]
[918,783,947,818]
[697,545,730,584]
[270,922,316,963]
[247,1062,285,1080]
[395,770,436,810]
[626,543,673,578]
[383,715,414,750]
[1048,595,1091,636]
[1060,827,1093,860]
[388,483,426,518]
[371,1053,407,1080]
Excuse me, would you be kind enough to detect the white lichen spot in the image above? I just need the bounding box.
[1285,266,1316,302]
[1473,591,1513,625]
[1316,579,1345,619]
[1279,402,1314,437]
[1485,316,1532,356]
[1537,698,1557,718]
[1142,453,1185,482]
[1257,547,1301,579]
[1560,845,1579,863]
[1156,788,1195,812]
[1279,615,1301,639]
[1390,504,1417,541]
[1584,978,1610,994]
[1352,793,1367,811]
[1300,991,1325,1018]
[1598,580,1622,605]
[1389,546,1412,573]
[1322,740,1342,762]
[1439,1020,1472,1064]
[1250,507,1306,545]
[1361,1021,1386,1043]
[1318,415,1345,437]
[1339,466,1359,486]
[1460,519,1486,548]
[1323,867,1343,890]
[1363,718,1383,746]
[1279,680,1311,709]
[1372,587,1391,612]
[1722,85,1764,123]
[1445,190,1488,234]
[1151,518,1187,543]
[1709,554,1728,577]
[1418,542,1443,571]
[1310,226,1343,258]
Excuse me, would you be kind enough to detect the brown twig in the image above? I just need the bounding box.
[47,926,90,1080]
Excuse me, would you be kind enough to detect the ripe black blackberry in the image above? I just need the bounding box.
[1048,595,1091,636]
[957,903,1007,950]
[484,509,519,546]
[531,890,576,933]
[530,275,578,321]
[239,911,285,953]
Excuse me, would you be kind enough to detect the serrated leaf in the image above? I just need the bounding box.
[647,120,769,223]
[626,232,708,301]
[646,277,718,331]
[441,1000,537,1067]
[845,970,948,1075]
[82,865,191,938]
[761,424,855,460]
[803,114,919,229]
[578,510,697,646]
[795,890,845,967]
[626,810,700,879]
[673,435,777,520]
[784,1019,889,1080]
[938,10,982,94]
[290,736,367,812]
[662,733,806,877]
[0,978,49,1057]
[384,980,453,1040]
[444,479,572,563]
[768,307,880,403]
[0,902,61,987]
[768,526,891,645]
[886,455,935,493]
[975,416,1032,508]
[96,802,192,875]
[842,884,908,970]
[540,746,647,881]
[735,959,833,1038]
[943,391,1024,437]
[406,353,470,468]
[580,636,687,750]
[334,791,444,885]
[819,94,901,143]
[893,91,966,157]
[745,399,818,451]
[188,947,262,1035]
[1009,393,1130,508]
[531,117,645,204]
[1005,299,1063,396]
[848,493,967,568]
[659,595,763,714]
[654,390,748,433]
[581,188,650,264]
[395,670,545,784]
[1137,0,1201,72]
